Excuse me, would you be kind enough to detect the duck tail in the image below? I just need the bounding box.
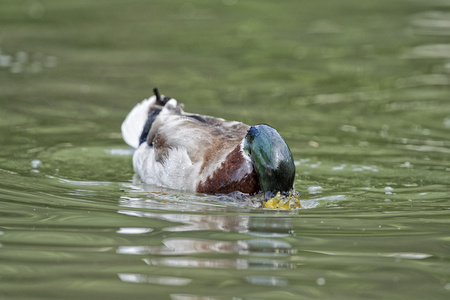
[121,88,175,148]
[153,88,172,106]
[121,95,157,149]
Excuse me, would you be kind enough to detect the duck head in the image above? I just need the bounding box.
[244,124,296,199]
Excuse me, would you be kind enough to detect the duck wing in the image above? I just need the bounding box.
[147,100,250,169]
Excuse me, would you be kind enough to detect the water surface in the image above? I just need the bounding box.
[0,0,449,299]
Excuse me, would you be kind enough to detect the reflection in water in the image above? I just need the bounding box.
[410,11,450,36]
[118,273,191,286]
[116,201,297,279]
[118,196,296,236]
[116,227,153,234]
[118,210,250,233]
[117,238,248,255]
[57,178,111,186]
[145,257,295,270]
[309,250,432,260]
[245,275,289,287]
[402,44,450,59]
[170,294,231,300]
[396,74,450,88]
[117,237,295,257]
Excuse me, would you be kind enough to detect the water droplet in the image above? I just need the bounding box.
[316,277,326,285]
[308,186,323,194]
[31,159,42,168]
[384,186,394,195]
[332,164,346,171]
[401,161,412,168]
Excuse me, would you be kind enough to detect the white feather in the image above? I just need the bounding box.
[133,143,201,191]
[121,96,156,149]
[121,96,177,148]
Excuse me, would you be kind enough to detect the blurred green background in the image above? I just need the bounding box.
[0,0,449,299]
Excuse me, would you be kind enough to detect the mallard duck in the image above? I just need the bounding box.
[122,88,297,204]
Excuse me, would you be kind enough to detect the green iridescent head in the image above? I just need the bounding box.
[244,124,296,199]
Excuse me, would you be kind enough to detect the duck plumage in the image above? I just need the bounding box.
[122,89,295,199]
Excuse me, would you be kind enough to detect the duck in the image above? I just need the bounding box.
[121,88,299,208]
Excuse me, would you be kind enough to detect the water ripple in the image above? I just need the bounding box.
[145,257,295,270]
[117,237,294,256]
[410,11,450,36]
[118,273,191,286]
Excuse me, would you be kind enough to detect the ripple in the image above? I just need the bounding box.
[1,230,118,250]
[396,74,450,88]
[106,148,134,156]
[383,252,432,259]
[144,257,295,270]
[308,186,323,194]
[311,250,432,260]
[117,237,294,256]
[117,210,250,232]
[0,49,57,74]
[170,294,225,300]
[118,208,296,237]
[117,238,246,255]
[410,11,450,36]
[120,184,262,211]
[118,273,191,286]
[300,195,346,209]
[402,44,450,59]
[57,178,111,186]
[116,227,153,234]
[246,275,289,287]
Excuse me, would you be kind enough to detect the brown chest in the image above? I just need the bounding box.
[196,145,261,195]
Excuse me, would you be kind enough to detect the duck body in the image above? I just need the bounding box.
[122,89,295,198]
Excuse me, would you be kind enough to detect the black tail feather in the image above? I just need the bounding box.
[138,88,173,145]
[139,109,160,145]
[153,87,171,106]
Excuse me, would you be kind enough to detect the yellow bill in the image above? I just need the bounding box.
[265,191,301,210]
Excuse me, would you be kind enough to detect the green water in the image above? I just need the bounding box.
[1,0,449,299]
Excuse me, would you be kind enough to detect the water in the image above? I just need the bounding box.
[1,0,449,299]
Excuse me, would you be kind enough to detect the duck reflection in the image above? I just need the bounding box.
[118,237,295,257]
[116,201,297,272]
[145,256,295,270]
[118,209,293,236]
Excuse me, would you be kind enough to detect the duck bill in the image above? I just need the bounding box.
[265,191,301,210]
